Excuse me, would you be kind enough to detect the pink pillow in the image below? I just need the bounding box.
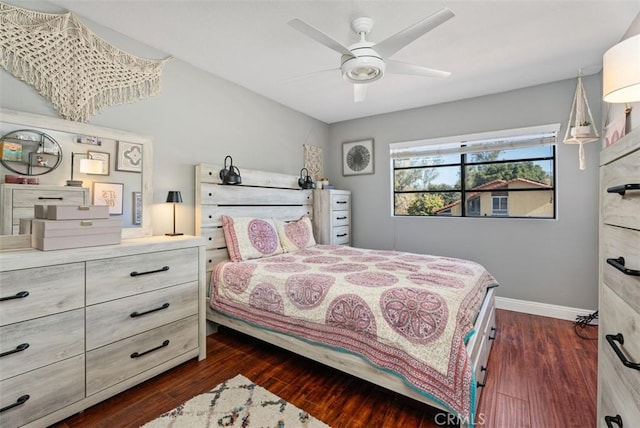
[275,216,317,252]
[221,215,284,262]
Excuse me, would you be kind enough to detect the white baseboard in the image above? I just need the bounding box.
[495,296,596,322]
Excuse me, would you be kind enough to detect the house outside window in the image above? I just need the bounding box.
[390,124,558,219]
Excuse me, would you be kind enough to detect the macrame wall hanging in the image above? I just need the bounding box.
[0,2,171,122]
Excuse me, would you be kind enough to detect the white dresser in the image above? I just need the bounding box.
[0,235,206,428]
[312,189,351,245]
[0,184,89,235]
[597,127,640,427]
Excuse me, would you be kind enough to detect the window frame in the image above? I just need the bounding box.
[390,124,559,219]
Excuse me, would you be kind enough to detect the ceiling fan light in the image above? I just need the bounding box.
[341,54,385,83]
[348,66,380,81]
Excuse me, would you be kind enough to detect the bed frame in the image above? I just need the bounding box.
[195,163,497,424]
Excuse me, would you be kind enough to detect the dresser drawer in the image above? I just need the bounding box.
[333,225,350,244]
[86,281,198,350]
[602,148,640,231]
[86,247,199,304]
[0,263,84,326]
[598,347,640,428]
[601,225,640,314]
[468,289,496,359]
[331,194,350,211]
[0,309,84,381]
[332,210,350,227]
[11,189,88,226]
[0,355,85,428]
[86,315,198,396]
[472,313,495,408]
[600,286,640,399]
[11,188,87,207]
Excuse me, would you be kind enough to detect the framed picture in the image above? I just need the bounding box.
[93,182,124,215]
[76,135,101,146]
[87,150,110,175]
[116,141,143,173]
[343,139,374,176]
[132,191,142,225]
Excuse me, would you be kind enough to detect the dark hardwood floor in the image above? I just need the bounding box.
[54,309,598,428]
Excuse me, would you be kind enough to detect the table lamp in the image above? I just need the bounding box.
[165,190,183,236]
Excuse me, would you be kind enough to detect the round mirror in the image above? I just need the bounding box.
[0,129,63,176]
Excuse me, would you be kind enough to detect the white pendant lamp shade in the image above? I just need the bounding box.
[603,34,640,103]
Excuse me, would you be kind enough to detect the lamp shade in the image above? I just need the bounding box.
[78,158,104,174]
[166,191,183,203]
[603,34,640,103]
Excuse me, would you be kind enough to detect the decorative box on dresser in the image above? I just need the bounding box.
[0,235,206,428]
[597,127,640,428]
[312,189,351,245]
[0,184,89,235]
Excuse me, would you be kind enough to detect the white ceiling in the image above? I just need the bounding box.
[44,1,640,124]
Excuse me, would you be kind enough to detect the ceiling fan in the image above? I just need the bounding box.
[288,7,455,102]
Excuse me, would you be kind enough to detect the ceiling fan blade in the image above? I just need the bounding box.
[354,84,368,103]
[288,18,354,57]
[374,8,455,59]
[386,60,451,78]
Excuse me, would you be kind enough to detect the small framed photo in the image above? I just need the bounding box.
[87,150,110,175]
[76,135,101,146]
[116,141,143,173]
[93,182,124,215]
[343,139,374,176]
[132,191,142,225]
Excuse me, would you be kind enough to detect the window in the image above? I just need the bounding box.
[390,124,558,219]
[492,196,508,216]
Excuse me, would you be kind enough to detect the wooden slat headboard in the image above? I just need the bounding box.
[195,163,313,273]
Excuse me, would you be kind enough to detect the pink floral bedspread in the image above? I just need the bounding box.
[210,245,498,421]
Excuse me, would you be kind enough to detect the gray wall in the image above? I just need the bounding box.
[1,1,623,311]
[327,76,602,310]
[0,1,328,237]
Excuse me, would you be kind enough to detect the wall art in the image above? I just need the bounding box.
[343,139,374,176]
[93,182,124,215]
[116,141,143,173]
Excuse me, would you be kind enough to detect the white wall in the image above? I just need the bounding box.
[327,76,602,310]
[0,1,329,237]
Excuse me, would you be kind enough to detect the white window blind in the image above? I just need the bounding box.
[389,124,561,159]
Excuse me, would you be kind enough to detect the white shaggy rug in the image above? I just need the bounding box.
[141,374,329,427]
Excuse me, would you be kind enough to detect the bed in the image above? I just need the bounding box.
[195,163,498,427]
